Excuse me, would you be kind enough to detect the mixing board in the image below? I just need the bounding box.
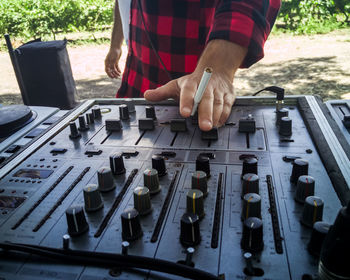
[0,96,349,280]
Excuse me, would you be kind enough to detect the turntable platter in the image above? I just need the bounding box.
[0,105,34,137]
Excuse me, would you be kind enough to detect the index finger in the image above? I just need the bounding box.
[197,87,214,131]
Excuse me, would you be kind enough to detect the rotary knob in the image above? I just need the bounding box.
[92,106,102,119]
[308,221,330,257]
[191,170,208,197]
[119,104,130,120]
[133,186,152,215]
[180,212,201,247]
[125,98,136,113]
[295,175,315,203]
[279,117,292,136]
[97,167,115,192]
[143,168,161,194]
[78,115,89,131]
[290,158,309,184]
[65,205,89,236]
[276,108,289,125]
[241,157,258,177]
[69,121,81,139]
[242,193,261,221]
[186,189,205,219]
[241,217,264,253]
[145,106,156,119]
[241,173,259,197]
[83,184,103,212]
[152,155,167,177]
[121,208,143,241]
[86,112,95,125]
[196,155,210,178]
[301,196,324,228]
[109,152,126,175]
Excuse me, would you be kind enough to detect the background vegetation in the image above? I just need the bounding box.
[0,0,349,40]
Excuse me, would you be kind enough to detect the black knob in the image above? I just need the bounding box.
[241,157,258,177]
[152,155,167,177]
[186,189,205,219]
[146,106,156,119]
[242,193,261,221]
[241,217,264,253]
[110,152,126,175]
[143,168,161,194]
[92,106,102,119]
[86,112,94,124]
[319,201,350,279]
[279,117,292,136]
[78,115,89,131]
[196,155,210,178]
[69,121,81,139]
[133,186,152,215]
[276,108,289,125]
[290,158,309,184]
[97,167,115,192]
[83,184,103,212]
[125,98,136,113]
[308,221,330,257]
[191,170,208,197]
[295,175,315,203]
[301,196,324,228]
[65,205,89,236]
[180,212,201,247]
[241,173,259,197]
[119,104,130,120]
[121,208,143,241]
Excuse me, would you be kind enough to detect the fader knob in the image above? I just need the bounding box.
[92,106,102,119]
[295,175,315,203]
[290,158,309,184]
[121,208,143,241]
[78,115,89,131]
[97,167,115,192]
[83,184,103,212]
[241,173,259,197]
[69,121,81,139]
[191,171,208,197]
[242,193,261,220]
[65,205,89,236]
[276,108,289,125]
[109,152,126,175]
[145,106,156,119]
[308,221,330,257]
[279,117,292,136]
[196,155,210,178]
[152,155,167,177]
[133,186,152,215]
[241,217,264,253]
[301,196,324,228]
[143,168,161,194]
[241,157,258,177]
[119,104,130,120]
[180,212,201,247]
[186,189,205,219]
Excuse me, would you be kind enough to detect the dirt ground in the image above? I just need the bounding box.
[0,29,349,105]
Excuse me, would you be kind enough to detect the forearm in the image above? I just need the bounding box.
[109,0,124,51]
[195,39,248,82]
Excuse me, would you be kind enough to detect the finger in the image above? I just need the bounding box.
[212,90,224,127]
[218,93,235,126]
[198,89,214,131]
[105,67,116,79]
[144,80,180,101]
[116,64,122,76]
[179,80,197,117]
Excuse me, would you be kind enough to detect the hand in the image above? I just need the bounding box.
[144,70,235,131]
[105,48,122,78]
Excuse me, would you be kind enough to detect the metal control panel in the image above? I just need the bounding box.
[0,97,348,280]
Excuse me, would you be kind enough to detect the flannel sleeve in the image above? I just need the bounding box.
[208,0,281,68]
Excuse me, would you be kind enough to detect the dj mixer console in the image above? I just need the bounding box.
[0,96,349,280]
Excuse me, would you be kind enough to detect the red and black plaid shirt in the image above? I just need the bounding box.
[117,0,281,98]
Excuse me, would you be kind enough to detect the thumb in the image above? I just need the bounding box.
[144,80,180,102]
